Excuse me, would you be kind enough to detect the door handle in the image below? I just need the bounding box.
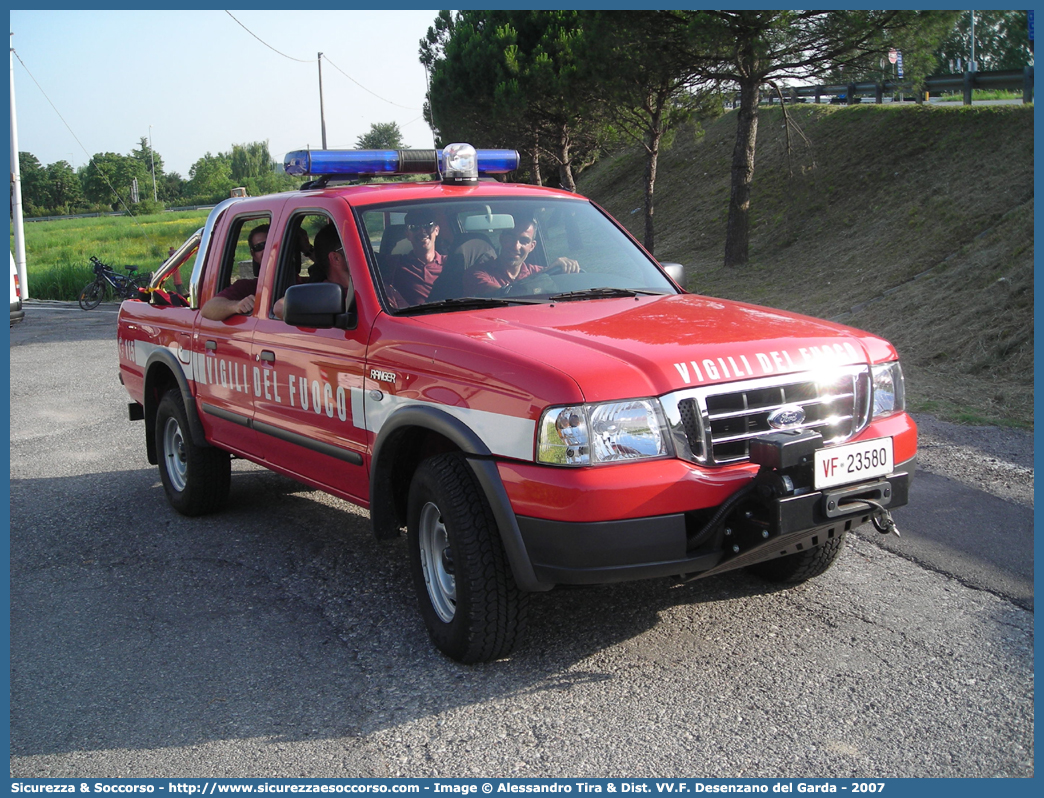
[177,333,193,364]
[205,340,217,351]
[258,350,276,363]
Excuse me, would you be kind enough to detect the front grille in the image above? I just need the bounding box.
[663,366,872,465]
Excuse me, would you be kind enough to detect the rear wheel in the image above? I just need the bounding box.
[746,531,847,583]
[78,280,104,310]
[407,453,528,663]
[155,389,231,516]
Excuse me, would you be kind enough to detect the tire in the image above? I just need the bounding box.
[407,453,528,663]
[126,276,149,299]
[155,389,231,516]
[78,280,104,310]
[746,531,847,584]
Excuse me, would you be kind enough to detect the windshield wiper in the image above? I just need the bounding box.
[403,296,546,315]
[548,287,668,302]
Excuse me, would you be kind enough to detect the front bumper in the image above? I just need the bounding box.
[516,457,914,586]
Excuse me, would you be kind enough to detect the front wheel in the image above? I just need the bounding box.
[78,280,104,310]
[155,389,231,516]
[407,453,528,663]
[746,531,847,583]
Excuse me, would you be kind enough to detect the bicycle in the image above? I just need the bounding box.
[78,257,150,310]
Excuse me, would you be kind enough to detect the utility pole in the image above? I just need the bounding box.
[318,52,327,149]
[970,10,976,72]
[149,124,157,202]
[10,33,28,299]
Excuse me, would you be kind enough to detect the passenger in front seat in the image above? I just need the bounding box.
[386,210,445,306]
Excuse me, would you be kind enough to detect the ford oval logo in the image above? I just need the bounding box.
[767,405,806,430]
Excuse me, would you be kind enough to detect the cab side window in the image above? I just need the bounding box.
[270,213,325,317]
[272,216,355,324]
[216,216,271,293]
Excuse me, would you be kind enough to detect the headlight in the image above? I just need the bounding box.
[537,399,672,465]
[871,361,905,419]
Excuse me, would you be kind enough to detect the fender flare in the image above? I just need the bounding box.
[143,348,209,464]
[369,404,551,593]
[368,405,490,539]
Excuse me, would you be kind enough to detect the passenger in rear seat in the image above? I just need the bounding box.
[273,223,352,320]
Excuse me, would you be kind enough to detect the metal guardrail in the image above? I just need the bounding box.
[766,66,1034,106]
[22,205,216,223]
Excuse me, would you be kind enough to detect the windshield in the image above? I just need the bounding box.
[357,196,677,312]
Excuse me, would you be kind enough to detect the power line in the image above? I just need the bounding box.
[224,11,312,63]
[224,10,421,111]
[11,48,153,244]
[322,55,420,111]
[11,49,92,162]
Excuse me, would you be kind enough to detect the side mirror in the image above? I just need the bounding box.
[661,262,685,286]
[283,282,355,329]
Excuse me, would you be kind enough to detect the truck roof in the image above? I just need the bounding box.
[283,178,584,208]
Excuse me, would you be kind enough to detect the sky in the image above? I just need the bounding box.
[9,9,441,177]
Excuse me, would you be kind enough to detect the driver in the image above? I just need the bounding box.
[464,219,579,295]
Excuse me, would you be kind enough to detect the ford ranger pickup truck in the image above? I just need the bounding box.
[117,144,916,663]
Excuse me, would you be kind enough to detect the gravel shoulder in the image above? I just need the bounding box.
[911,413,1034,508]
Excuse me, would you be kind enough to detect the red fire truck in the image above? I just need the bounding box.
[117,144,916,662]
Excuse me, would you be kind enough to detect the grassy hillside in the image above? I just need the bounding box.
[581,104,1033,428]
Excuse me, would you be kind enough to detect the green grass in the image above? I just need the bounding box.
[936,88,1025,102]
[907,397,1032,430]
[12,210,209,300]
[579,103,1034,428]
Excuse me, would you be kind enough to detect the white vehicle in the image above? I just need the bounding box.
[10,251,24,325]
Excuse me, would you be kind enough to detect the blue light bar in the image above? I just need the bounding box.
[468,150,519,174]
[284,150,402,177]
[284,145,520,179]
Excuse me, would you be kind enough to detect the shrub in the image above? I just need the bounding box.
[133,199,166,215]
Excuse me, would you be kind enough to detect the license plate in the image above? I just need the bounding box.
[814,438,894,490]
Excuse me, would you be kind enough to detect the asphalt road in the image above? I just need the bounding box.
[8,302,1034,778]
[890,473,1033,609]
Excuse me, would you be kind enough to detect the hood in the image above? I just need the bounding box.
[416,294,898,402]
